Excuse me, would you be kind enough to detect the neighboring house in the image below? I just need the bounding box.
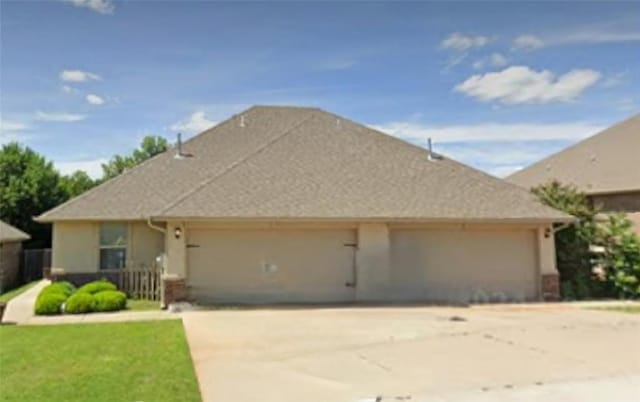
[0,220,30,293]
[36,106,570,305]
[509,113,640,234]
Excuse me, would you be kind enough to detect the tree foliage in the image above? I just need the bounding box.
[0,143,66,248]
[598,214,640,298]
[0,136,168,248]
[101,136,168,180]
[59,170,96,198]
[533,180,640,299]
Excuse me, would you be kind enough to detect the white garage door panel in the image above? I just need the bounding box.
[187,229,356,303]
[390,229,537,303]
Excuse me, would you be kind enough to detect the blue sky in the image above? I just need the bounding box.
[1,0,639,178]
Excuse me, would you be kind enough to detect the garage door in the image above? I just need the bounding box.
[390,229,538,303]
[187,228,356,304]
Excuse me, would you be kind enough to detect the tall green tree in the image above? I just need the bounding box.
[532,180,639,299]
[59,170,96,198]
[101,136,168,180]
[532,181,600,299]
[0,143,66,247]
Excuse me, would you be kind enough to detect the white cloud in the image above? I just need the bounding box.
[170,111,217,134]
[513,29,640,51]
[455,66,601,104]
[490,53,508,67]
[441,33,492,51]
[36,111,86,122]
[0,119,30,144]
[0,119,29,132]
[55,158,108,179]
[472,53,508,70]
[371,121,605,143]
[487,165,525,178]
[556,31,640,45]
[512,35,545,50]
[86,94,105,105]
[65,0,114,14]
[60,69,101,82]
[61,85,78,93]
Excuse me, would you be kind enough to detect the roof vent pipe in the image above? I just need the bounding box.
[427,137,441,161]
[428,137,434,160]
[240,115,246,128]
[174,133,193,159]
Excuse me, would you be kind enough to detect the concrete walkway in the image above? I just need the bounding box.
[1,279,174,325]
[1,279,50,324]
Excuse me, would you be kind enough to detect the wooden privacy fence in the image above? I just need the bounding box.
[102,266,162,301]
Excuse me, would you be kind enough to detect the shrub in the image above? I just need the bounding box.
[34,292,67,315]
[65,292,96,314]
[41,281,76,297]
[77,280,117,295]
[93,290,127,312]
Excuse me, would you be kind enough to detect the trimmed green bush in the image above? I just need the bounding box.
[34,293,67,315]
[93,290,127,312]
[41,281,76,297]
[65,292,96,314]
[77,280,117,295]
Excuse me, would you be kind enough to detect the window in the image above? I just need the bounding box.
[99,223,127,270]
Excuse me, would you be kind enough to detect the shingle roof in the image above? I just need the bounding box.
[0,220,30,243]
[37,106,570,223]
[508,113,640,194]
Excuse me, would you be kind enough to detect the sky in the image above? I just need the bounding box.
[1,0,639,178]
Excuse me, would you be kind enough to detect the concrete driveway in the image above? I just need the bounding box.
[182,305,640,402]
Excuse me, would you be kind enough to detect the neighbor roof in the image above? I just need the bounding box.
[37,106,570,223]
[0,220,30,243]
[508,113,640,194]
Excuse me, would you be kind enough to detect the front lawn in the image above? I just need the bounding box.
[592,305,640,314]
[127,298,161,311]
[0,320,201,402]
[0,281,39,303]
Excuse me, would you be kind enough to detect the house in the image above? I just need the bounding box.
[0,220,30,293]
[509,113,640,234]
[36,106,571,305]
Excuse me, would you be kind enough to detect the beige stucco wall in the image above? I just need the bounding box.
[389,227,539,303]
[52,221,164,273]
[52,222,98,272]
[178,221,553,304]
[186,226,356,303]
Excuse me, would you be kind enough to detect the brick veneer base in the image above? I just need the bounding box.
[541,273,560,301]
[162,276,188,307]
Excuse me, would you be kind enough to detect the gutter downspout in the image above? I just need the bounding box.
[146,216,166,234]
[553,221,574,234]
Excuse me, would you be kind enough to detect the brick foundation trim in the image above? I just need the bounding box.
[162,275,188,307]
[541,273,560,301]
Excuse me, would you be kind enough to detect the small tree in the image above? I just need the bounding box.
[532,181,601,299]
[101,136,168,180]
[598,214,640,299]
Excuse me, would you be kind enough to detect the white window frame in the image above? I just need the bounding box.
[98,223,129,270]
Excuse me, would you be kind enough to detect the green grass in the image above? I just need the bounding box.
[0,320,201,402]
[127,299,161,311]
[592,305,640,314]
[0,281,38,303]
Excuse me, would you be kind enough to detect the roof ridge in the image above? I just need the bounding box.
[36,107,256,221]
[35,146,169,221]
[508,112,639,182]
[155,111,319,216]
[318,108,566,217]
